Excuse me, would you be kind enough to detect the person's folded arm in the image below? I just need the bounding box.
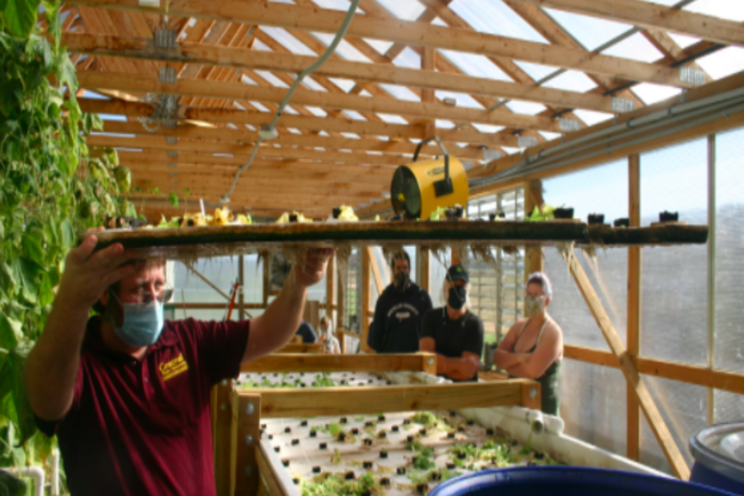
[493,322,531,370]
[420,338,480,380]
[504,327,562,380]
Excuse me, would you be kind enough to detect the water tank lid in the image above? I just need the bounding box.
[690,422,744,484]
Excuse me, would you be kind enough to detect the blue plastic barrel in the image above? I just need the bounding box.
[690,423,744,495]
[428,466,738,496]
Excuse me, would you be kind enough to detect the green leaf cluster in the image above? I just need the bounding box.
[0,3,130,472]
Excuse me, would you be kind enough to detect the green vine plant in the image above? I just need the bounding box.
[0,0,132,485]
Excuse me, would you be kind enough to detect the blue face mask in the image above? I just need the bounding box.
[109,293,165,347]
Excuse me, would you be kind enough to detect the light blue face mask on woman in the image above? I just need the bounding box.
[109,293,165,347]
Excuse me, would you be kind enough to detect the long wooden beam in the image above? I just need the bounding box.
[62,0,696,87]
[508,0,744,48]
[63,32,619,115]
[564,345,744,395]
[114,151,396,177]
[240,353,436,374]
[76,71,564,131]
[88,134,406,166]
[127,168,390,191]
[79,98,519,147]
[565,251,690,479]
[251,380,540,418]
[97,120,491,160]
[131,181,386,202]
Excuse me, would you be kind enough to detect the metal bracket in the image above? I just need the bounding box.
[154,28,177,49]
[612,97,635,113]
[558,118,581,132]
[159,66,176,84]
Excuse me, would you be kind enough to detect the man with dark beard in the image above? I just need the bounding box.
[367,251,432,353]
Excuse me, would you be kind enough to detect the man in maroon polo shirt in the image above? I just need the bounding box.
[24,230,331,496]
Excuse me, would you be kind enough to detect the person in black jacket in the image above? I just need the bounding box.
[368,251,432,353]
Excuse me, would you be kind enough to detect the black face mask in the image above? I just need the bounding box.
[448,286,467,310]
[394,272,410,292]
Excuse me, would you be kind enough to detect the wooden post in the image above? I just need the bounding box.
[524,179,544,289]
[368,246,384,296]
[262,256,269,309]
[212,380,236,496]
[421,46,435,139]
[337,261,345,353]
[420,352,437,376]
[235,393,261,495]
[326,255,334,320]
[627,153,641,461]
[360,247,372,352]
[564,249,691,480]
[238,256,245,320]
[419,247,430,294]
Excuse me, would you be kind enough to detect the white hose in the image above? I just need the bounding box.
[223,0,362,200]
[4,466,45,496]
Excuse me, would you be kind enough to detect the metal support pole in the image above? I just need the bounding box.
[706,133,716,425]
[238,256,245,320]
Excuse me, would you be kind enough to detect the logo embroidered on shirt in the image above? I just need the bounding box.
[159,353,189,381]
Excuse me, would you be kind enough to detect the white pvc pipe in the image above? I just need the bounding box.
[4,466,45,496]
[50,450,60,496]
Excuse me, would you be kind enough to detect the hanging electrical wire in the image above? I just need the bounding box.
[221,0,362,203]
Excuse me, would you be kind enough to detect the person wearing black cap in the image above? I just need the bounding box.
[367,251,433,353]
[419,264,484,382]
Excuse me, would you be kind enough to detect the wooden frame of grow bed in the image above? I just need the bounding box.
[236,380,541,496]
[211,352,540,495]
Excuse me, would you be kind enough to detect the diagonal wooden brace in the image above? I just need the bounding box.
[563,249,690,480]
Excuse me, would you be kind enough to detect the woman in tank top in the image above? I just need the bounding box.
[493,272,563,416]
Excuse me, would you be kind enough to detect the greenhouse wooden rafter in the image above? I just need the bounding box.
[54,0,743,217]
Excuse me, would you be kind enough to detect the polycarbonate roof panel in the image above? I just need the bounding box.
[391,47,421,69]
[505,100,547,116]
[573,109,614,126]
[342,110,366,121]
[379,84,419,102]
[261,27,316,56]
[255,70,289,88]
[543,8,632,51]
[513,61,558,81]
[439,50,513,81]
[631,83,682,105]
[539,131,562,141]
[251,39,272,52]
[472,123,505,134]
[377,113,408,124]
[450,0,547,43]
[364,38,393,56]
[697,47,744,80]
[542,70,597,92]
[436,120,456,129]
[601,32,664,63]
[301,77,327,92]
[372,0,426,21]
[667,32,701,49]
[328,78,356,92]
[306,106,327,117]
[434,91,485,109]
[311,33,372,62]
